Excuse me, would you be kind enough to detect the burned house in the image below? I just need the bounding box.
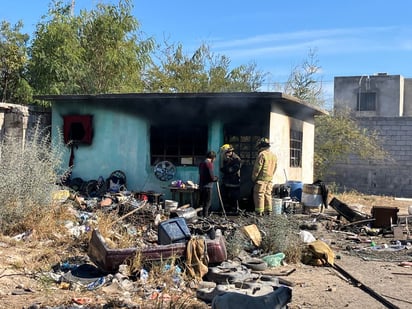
[38,92,325,210]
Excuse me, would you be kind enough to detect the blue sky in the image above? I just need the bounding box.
[2,0,412,105]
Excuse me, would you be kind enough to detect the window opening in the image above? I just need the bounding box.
[224,125,264,165]
[223,136,261,166]
[290,130,302,167]
[357,92,376,111]
[150,125,208,166]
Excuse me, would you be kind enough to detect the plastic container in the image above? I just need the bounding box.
[158,217,191,245]
[286,181,303,201]
[171,207,198,221]
[283,199,302,214]
[272,198,283,215]
[164,200,178,212]
[301,184,323,208]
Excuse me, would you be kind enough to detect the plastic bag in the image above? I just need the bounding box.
[262,252,285,267]
[300,230,316,243]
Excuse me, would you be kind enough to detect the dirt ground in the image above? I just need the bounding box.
[1,193,412,308]
[286,193,412,309]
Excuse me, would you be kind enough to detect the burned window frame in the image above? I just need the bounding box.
[150,125,208,167]
[223,135,261,166]
[290,129,302,168]
[224,125,265,166]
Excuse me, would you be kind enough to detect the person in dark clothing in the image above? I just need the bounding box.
[313,179,329,212]
[198,150,218,217]
[220,144,241,213]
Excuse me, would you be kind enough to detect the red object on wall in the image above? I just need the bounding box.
[63,115,93,145]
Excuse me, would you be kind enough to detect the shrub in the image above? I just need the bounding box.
[0,122,67,234]
[260,215,303,263]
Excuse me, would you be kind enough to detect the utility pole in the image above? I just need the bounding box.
[71,0,75,16]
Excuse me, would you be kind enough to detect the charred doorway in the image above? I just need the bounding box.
[223,124,266,211]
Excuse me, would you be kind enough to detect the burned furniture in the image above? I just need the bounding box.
[329,197,374,230]
[370,206,399,228]
[329,197,372,223]
[88,229,227,273]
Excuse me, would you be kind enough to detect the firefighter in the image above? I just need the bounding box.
[252,138,277,215]
[219,144,241,213]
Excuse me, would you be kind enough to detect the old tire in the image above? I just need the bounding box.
[241,258,268,271]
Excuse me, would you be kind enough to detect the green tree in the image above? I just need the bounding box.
[28,1,81,95]
[145,42,265,92]
[28,0,154,95]
[77,0,154,93]
[314,109,388,179]
[0,20,32,103]
[26,1,262,97]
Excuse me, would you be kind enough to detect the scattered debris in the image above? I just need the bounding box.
[10,177,412,308]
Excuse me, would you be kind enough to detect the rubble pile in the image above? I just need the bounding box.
[9,175,412,308]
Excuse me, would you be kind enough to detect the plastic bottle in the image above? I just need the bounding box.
[86,277,105,290]
[140,268,149,283]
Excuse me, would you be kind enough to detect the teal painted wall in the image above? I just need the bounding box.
[53,101,148,190]
[207,120,223,210]
[52,101,224,208]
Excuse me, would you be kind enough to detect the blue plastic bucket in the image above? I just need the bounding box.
[286,181,303,202]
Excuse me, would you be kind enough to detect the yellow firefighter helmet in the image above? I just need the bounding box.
[220,144,234,153]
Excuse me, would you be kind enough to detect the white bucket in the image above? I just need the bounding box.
[272,198,283,215]
[301,184,323,208]
[408,205,412,215]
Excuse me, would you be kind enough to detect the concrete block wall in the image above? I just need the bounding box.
[326,117,412,197]
[0,102,51,145]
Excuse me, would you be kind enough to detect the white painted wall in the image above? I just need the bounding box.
[269,111,315,185]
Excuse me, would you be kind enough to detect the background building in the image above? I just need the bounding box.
[330,74,412,197]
